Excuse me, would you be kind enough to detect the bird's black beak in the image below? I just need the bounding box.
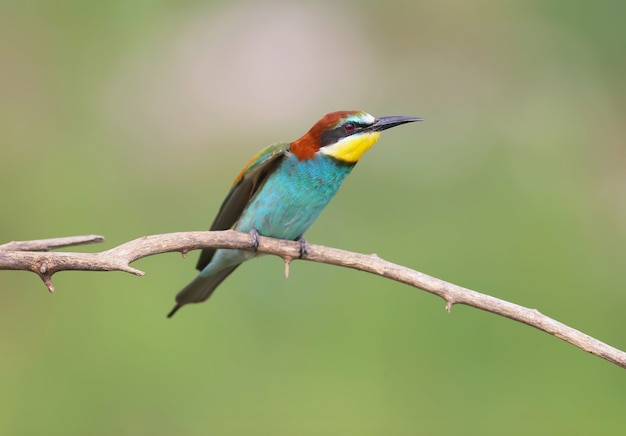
[370,115,423,132]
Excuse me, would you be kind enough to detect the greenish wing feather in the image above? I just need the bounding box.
[196,143,288,271]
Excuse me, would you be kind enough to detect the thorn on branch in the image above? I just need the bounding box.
[445,299,454,312]
[43,275,55,293]
[284,257,292,279]
[36,262,55,292]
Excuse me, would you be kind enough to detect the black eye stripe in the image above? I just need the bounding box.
[320,122,369,147]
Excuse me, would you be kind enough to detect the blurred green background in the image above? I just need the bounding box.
[1,0,625,434]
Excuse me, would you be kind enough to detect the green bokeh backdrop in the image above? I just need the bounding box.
[1,1,625,434]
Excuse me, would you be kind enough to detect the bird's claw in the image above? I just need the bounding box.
[296,236,309,258]
[250,229,260,251]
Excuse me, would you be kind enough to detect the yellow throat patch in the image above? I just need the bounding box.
[319,131,381,163]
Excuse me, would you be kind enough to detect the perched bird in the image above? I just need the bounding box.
[168,110,421,317]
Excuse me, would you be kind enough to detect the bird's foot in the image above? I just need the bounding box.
[296,236,309,258]
[249,229,260,251]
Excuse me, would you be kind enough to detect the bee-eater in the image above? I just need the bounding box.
[168,110,421,317]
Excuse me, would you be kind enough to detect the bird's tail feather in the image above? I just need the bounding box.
[167,265,240,318]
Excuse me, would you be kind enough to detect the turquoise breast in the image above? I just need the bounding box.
[235,151,354,240]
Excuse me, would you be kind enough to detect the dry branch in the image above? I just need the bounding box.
[1,230,624,369]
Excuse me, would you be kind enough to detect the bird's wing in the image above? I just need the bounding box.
[196,142,288,270]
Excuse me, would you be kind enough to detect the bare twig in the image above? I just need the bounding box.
[1,230,624,369]
[0,235,105,252]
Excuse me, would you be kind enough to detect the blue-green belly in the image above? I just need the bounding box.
[235,152,354,240]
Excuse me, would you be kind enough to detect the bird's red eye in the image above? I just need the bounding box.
[344,123,355,132]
